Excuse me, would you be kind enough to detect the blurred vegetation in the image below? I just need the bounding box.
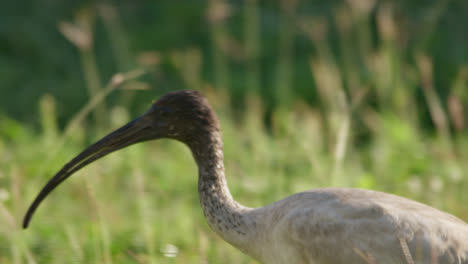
[1,0,468,263]
[1,0,468,126]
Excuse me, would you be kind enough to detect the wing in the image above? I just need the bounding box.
[253,188,468,264]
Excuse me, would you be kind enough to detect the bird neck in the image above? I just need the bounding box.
[188,129,255,247]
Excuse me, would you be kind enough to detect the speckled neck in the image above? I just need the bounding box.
[187,129,254,246]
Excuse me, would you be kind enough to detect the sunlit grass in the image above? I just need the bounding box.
[1,87,468,263]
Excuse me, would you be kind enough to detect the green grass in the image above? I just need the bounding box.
[1,88,468,263]
[1,1,468,263]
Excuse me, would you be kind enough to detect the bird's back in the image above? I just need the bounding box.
[248,188,468,264]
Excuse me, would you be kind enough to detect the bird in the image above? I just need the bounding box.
[23,90,468,264]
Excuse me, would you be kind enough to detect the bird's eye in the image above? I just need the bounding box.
[160,107,172,117]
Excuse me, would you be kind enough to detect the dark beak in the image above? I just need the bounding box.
[23,115,155,228]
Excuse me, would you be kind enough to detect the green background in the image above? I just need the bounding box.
[1,0,468,263]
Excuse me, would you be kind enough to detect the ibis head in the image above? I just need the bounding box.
[23,90,218,228]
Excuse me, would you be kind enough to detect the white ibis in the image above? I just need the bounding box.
[24,90,468,263]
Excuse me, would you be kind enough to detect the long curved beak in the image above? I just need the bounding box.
[23,116,155,228]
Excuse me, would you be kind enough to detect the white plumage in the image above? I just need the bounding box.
[237,188,468,263]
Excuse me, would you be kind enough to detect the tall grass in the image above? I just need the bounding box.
[1,1,467,263]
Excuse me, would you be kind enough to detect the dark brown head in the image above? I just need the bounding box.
[23,90,219,228]
[145,90,220,142]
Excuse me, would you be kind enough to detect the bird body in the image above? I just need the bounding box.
[242,188,468,263]
[24,91,468,263]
